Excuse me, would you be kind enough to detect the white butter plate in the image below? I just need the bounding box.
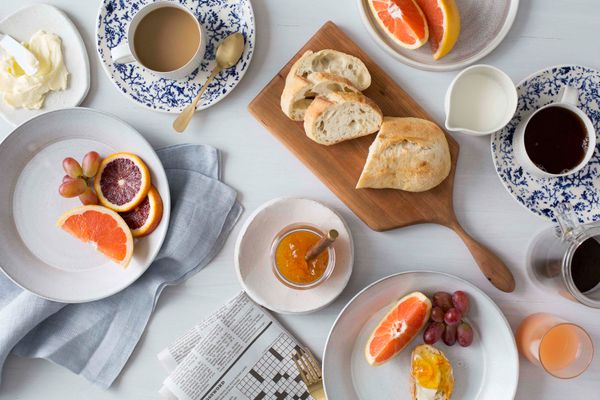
[0,4,90,126]
[0,108,170,303]
[357,0,519,71]
[234,198,354,314]
[323,271,518,399]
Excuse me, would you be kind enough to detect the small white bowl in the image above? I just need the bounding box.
[445,64,518,136]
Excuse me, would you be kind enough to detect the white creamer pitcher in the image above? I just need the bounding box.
[444,64,518,136]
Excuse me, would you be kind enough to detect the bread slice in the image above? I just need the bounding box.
[356,117,451,192]
[410,345,454,400]
[287,50,371,91]
[303,92,383,145]
[281,72,360,121]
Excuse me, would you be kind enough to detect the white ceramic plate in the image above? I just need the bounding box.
[323,271,518,399]
[0,4,90,126]
[357,0,519,71]
[234,198,354,314]
[0,108,170,303]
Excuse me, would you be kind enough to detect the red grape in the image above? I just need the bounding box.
[432,292,453,311]
[457,322,474,347]
[452,291,470,315]
[431,306,444,322]
[63,157,82,178]
[82,151,101,178]
[444,308,462,326]
[79,187,98,205]
[62,174,75,184]
[423,322,445,345]
[59,178,87,197]
[443,324,457,346]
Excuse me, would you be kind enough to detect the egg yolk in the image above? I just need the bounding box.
[413,355,442,389]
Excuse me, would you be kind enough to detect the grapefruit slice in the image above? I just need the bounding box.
[365,291,432,366]
[94,152,151,212]
[368,0,429,49]
[414,0,461,60]
[120,186,164,238]
[57,205,134,267]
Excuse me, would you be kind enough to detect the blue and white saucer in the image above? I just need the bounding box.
[96,0,255,113]
[491,65,600,223]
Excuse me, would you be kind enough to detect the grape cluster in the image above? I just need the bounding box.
[58,152,102,205]
[423,291,474,347]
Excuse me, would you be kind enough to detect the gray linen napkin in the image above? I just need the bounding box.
[0,144,242,389]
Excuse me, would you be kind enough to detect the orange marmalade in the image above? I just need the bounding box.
[274,229,329,285]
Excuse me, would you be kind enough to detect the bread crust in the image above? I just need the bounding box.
[285,49,371,90]
[356,117,451,192]
[304,91,383,145]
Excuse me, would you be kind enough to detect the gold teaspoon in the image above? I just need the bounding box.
[173,32,245,133]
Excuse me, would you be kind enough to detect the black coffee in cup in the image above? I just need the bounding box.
[524,106,588,174]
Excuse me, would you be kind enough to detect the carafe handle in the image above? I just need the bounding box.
[555,202,581,242]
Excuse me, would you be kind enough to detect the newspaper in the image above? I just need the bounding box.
[157,292,313,400]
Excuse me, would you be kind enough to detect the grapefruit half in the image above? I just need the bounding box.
[57,205,134,268]
[368,0,429,49]
[415,0,461,60]
[365,291,432,365]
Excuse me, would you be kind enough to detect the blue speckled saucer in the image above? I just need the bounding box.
[491,65,600,223]
[96,0,255,113]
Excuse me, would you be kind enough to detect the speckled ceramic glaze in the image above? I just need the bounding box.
[491,65,600,223]
[96,0,255,113]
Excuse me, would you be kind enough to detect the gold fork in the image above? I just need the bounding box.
[292,347,326,400]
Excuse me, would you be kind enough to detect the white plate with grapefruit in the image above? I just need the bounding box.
[358,0,519,71]
[323,271,518,399]
[0,108,170,302]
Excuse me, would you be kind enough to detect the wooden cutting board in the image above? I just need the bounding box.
[248,21,515,292]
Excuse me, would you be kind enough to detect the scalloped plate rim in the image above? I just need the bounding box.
[490,64,600,222]
[94,0,255,114]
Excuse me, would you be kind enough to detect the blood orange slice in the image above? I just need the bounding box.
[94,152,151,212]
[120,186,163,238]
[415,0,461,60]
[365,291,432,365]
[368,0,429,49]
[57,205,134,267]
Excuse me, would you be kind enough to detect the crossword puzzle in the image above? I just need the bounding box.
[236,333,312,400]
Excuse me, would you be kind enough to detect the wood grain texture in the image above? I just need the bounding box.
[248,21,515,292]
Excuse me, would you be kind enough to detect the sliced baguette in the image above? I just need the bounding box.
[356,117,451,192]
[304,92,383,145]
[287,50,371,91]
[281,72,360,121]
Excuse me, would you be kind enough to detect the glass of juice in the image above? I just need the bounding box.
[516,313,593,379]
[271,224,335,290]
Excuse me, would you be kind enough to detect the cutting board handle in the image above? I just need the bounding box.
[448,221,516,293]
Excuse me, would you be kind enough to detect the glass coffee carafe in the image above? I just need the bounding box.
[527,202,600,308]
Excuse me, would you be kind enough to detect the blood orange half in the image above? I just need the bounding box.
[365,291,432,365]
[120,186,163,238]
[57,205,134,267]
[94,152,151,212]
[368,0,429,49]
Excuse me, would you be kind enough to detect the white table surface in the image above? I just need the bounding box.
[1,0,599,398]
